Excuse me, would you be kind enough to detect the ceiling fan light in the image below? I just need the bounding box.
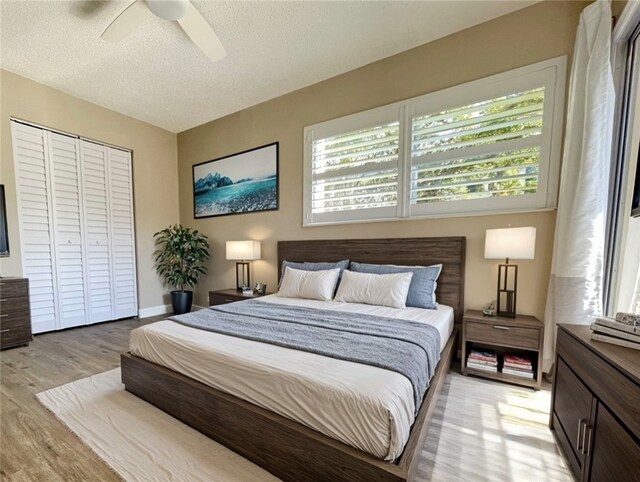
[145,0,188,21]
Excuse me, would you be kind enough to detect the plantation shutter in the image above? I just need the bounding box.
[408,66,560,217]
[47,131,87,329]
[107,147,137,319]
[11,122,59,333]
[302,57,564,225]
[80,140,114,323]
[304,106,402,225]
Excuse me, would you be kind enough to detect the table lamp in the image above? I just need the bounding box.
[484,227,536,318]
[226,240,261,291]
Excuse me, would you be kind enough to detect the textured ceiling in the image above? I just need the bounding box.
[0,1,538,133]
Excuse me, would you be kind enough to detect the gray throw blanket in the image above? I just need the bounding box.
[170,300,441,412]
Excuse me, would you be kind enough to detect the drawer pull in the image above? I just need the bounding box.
[580,421,589,453]
[576,419,585,450]
[0,299,6,302]
[584,426,592,455]
[224,299,234,302]
[493,325,510,330]
[0,328,10,333]
[0,314,7,318]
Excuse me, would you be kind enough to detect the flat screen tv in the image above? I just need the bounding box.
[0,185,9,256]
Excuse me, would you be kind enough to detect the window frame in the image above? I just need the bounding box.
[604,4,640,315]
[303,56,567,226]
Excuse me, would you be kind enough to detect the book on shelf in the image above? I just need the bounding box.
[466,358,498,367]
[594,316,640,335]
[503,354,532,369]
[467,361,498,372]
[468,349,497,362]
[502,367,534,378]
[591,323,640,344]
[591,332,640,351]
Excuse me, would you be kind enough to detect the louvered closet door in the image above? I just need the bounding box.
[10,122,58,333]
[107,147,137,319]
[47,132,87,329]
[80,140,113,323]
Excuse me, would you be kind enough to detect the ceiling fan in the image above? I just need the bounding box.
[101,0,226,62]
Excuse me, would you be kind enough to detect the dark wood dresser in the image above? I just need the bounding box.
[550,324,640,481]
[0,277,32,349]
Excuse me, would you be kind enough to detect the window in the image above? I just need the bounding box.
[304,57,566,226]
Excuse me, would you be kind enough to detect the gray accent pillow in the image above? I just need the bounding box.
[350,262,442,309]
[279,260,350,286]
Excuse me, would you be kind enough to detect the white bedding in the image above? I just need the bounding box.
[129,295,454,460]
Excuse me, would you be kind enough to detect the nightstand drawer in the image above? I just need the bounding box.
[209,293,241,306]
[465,321,540,350]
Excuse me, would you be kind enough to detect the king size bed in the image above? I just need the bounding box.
[121,237,466,482]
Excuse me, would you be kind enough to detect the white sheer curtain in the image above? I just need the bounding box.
[543,0,615,372]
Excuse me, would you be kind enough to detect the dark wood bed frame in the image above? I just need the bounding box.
[121,237,466,482]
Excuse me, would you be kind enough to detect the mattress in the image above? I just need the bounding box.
[129,296,454,461]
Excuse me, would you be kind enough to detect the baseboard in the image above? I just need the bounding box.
[138,304,172,318]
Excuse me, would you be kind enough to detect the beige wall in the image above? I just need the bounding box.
[0,69,180,311]
[177,0,594,319]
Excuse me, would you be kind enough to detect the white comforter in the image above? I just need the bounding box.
[129,295,453,460]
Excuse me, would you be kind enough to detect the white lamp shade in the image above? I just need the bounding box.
[226,240,261,261]
[484,227,536,260]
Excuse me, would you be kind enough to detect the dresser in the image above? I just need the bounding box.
[550,324,640,481]
[0,277,32,349]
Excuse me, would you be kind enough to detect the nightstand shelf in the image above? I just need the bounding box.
[208,289,272,306]
[461,310,544,390]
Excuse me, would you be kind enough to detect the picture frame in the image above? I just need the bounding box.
[192,142,279,219]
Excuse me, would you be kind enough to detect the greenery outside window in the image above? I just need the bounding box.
[303,57,566,226]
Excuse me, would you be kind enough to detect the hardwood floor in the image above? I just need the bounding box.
[1,316,162,482]
[1,317,570,482]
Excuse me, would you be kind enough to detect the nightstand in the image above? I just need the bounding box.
[461,310,544,390]
[208,289,272,306]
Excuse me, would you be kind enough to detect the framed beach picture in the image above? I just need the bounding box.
[192,142,279,219]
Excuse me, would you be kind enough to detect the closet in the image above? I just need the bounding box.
[10,120,137,334]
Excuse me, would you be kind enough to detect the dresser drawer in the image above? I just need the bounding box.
[0,279,29,300]
[0,312,31,330]
[0,296,30,317]
[465,321,540,350]
[0,325,32,348]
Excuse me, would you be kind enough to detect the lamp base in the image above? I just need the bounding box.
[235,261,250,291]
[497,263,517,318]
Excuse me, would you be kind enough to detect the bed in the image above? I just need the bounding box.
[121,237,466,482]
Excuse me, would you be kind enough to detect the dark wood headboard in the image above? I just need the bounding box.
[278,237,466,323]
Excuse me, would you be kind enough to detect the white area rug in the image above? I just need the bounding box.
[37,369,279,482]
[37,368,571,482]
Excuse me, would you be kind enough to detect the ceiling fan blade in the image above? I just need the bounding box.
[101,0,149,42]
[178,1,226,62]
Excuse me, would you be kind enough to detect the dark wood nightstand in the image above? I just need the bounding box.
[208,289,272,306]
[461,309,544,390]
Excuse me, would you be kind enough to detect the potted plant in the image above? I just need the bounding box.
[153,224,210,315]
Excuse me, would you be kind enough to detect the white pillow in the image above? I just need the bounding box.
[277,267,341,301]
[334,270,413,309]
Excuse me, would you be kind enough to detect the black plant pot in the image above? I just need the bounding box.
[171,290,193,315]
